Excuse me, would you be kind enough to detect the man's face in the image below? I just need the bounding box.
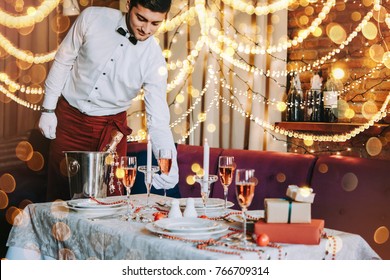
[128,4,167,41]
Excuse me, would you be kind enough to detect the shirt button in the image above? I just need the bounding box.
[95,87,98,90]
[103,73,106,75]
[120,44,123,47]
[87,100,91,102]
[111,59,114,61]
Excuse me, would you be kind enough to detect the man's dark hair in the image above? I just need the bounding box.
[129,0,172,13]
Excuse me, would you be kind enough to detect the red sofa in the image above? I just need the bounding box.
[128,142,390,259]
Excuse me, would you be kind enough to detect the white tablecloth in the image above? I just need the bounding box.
[5,194,380,260]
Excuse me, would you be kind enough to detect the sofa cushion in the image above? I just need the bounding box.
[311,155,390,260]
[211,149,317,210]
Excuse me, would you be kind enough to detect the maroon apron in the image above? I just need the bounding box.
[46,97,132,201]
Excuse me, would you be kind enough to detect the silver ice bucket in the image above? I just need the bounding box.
[64,151,110,199]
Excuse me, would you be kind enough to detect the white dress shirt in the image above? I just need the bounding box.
[43,7,178,187]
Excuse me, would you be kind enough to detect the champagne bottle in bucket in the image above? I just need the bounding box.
[102,130,124,195]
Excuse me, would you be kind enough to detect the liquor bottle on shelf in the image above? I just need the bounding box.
[323,74,342,123]
[286,74,304,122]
[309,72,324,122]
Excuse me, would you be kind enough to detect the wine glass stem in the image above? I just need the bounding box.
[242,209,247,246]
[126,187,131,219]
[223,187,228,211]
[146,183,151,207]
[163,188,167,197]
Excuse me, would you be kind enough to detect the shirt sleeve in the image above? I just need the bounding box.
[143,52,178,177]
[43,8,90,109]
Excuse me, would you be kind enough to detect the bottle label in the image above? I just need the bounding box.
[323,91,338,107]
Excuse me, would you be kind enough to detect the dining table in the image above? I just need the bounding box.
[5,194,380,260]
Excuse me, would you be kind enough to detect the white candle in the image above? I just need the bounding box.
[147,135,152,184]
[203,138,209,190]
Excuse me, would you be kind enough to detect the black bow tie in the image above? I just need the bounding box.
[116,27,137,45]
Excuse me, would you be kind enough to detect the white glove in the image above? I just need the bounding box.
[38,112,57,139]
[153,172,179,190]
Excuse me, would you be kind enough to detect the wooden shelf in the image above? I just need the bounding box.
[275,122,389,135]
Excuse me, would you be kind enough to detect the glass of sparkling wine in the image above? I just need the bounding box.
[119,156,137,221]
[235,169,257,246]
[218,156,235,212]
[158,149,173,197]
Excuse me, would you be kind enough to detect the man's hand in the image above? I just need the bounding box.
[153,171,179,190]
[38,112,57,139]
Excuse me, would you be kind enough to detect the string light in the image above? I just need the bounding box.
[221,0,297,16]
[0,84,41,110]
[211,0,336,55]
[0,0,61,28]
[219,93,390,143]
[0,33,57,64]
[0,73,44,95]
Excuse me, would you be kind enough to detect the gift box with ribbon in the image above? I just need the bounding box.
[254,219,324,244]
[286,185,315,203]
[264,198,311,223]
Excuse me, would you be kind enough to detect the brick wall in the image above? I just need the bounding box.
[287,1,390,123]
[286,1,390,159]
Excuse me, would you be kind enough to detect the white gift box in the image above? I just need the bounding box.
[286,185,315,203]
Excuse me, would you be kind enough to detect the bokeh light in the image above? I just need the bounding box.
[0,190,9,209]
[362,21,378,40]
[191,163,201,173]
[58,248,76,260]
[51,15,71,33]
[207,123,216,133]
[351,11,362,22]
[186,175,195,185]
[30,64,47,84]
[15,141,34,161]
[18,199,32,209]
[0,173,16,193]
[369,44,385,62]
[327,24,347,44]
[5,206,22,226]
[276,172,286,183]
[366,137,382,156]
[318,163,328,174]
[383,52,390,69]
[26,151,45,171]
[374,226,389,244]
[52,222,72,242]
[362,100,378,120]
[51,200,69,219]
[341,172,358,192]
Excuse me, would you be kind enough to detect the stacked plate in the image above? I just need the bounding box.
[163,198,234,217]
[66,197,126,215]
[145,217,228,240]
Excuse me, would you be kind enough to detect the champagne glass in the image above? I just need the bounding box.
[158,149,173,197]
[218,156,235,212]
[119,156,137,221]
[235,169,257,246]
[194,174,218,216]
[137,165,159,211]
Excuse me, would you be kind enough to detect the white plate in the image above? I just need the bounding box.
[67,197,126,209]
[154,217,220,233]
[66,204,127,216]
[145,221,228,240]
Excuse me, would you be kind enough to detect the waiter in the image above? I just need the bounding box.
[38,0,178,201]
